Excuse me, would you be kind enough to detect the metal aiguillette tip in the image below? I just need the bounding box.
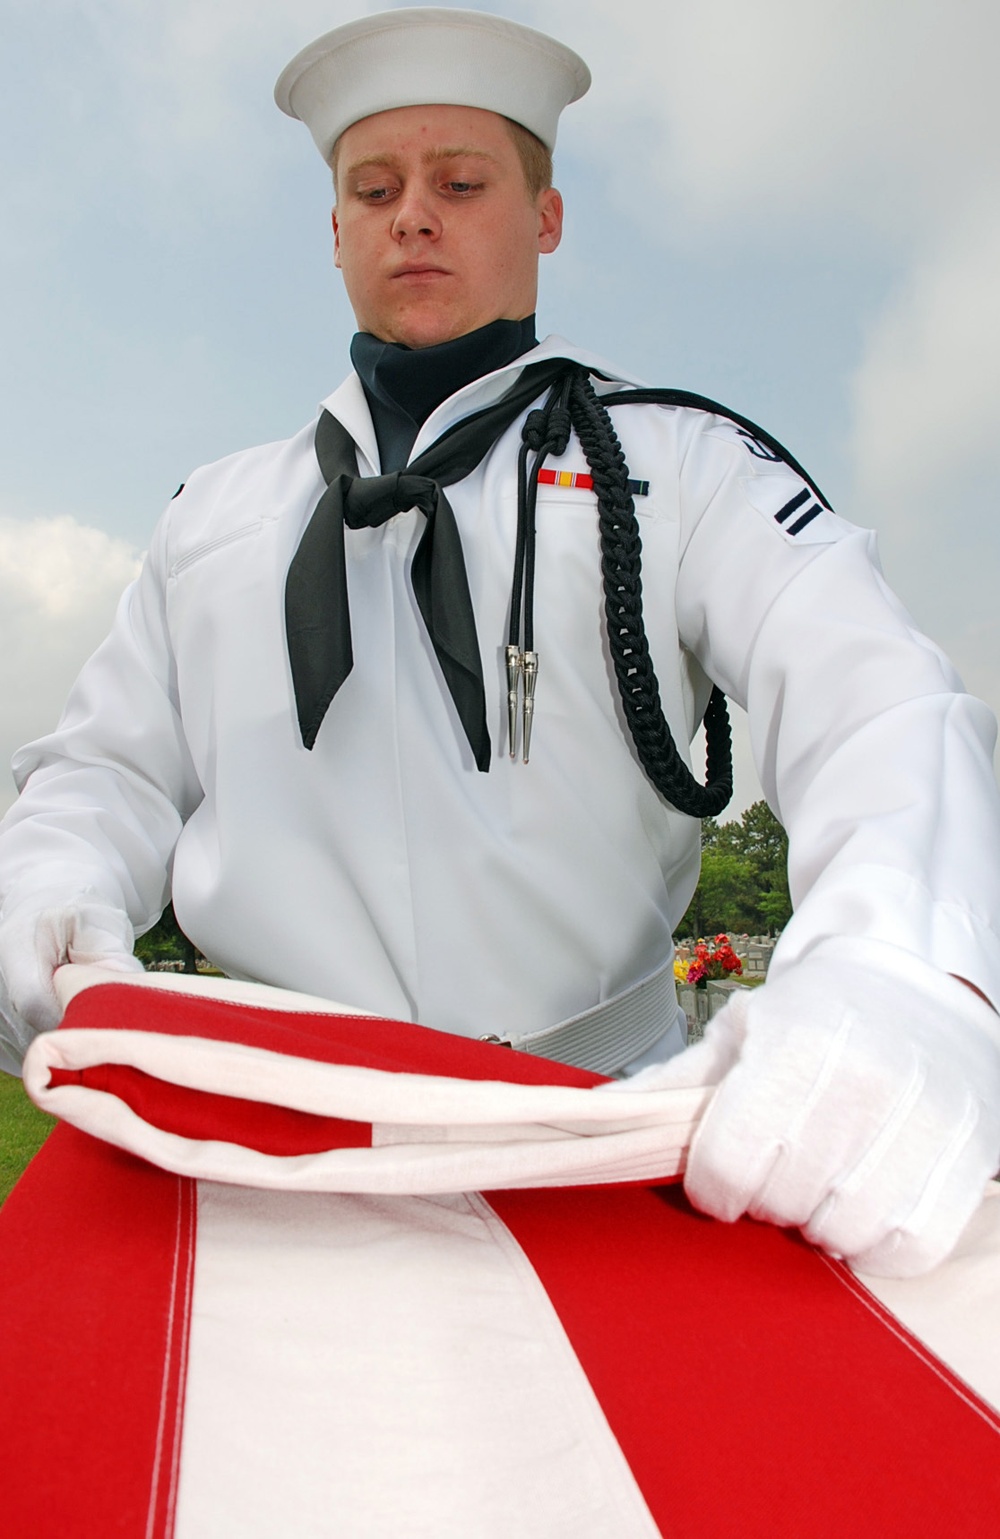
[505,644,522,759]
[521,651,538,764]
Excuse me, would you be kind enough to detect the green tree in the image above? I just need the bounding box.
[680,822,758,937]
[675,800,791,939]
[737,800,791,933]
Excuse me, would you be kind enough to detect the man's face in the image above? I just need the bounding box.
[332,104,563,348]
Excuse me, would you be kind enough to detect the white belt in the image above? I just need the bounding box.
[480,955,678,1077]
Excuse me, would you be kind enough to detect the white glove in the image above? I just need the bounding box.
[0,891,144,1057]
[620,939,1000,1277]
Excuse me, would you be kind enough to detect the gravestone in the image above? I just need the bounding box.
[678,979,750,1043]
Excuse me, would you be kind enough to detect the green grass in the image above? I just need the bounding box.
[0,1072,56,1207]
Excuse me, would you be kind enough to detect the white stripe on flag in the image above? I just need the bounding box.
[854,1183,1000,1415]
[174,1183,662,1539]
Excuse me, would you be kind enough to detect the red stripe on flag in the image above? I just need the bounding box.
[47,1062,373,1154]
[59,984,605,1087]
[489,1185,1000,1538]
[0,1125,196,1539]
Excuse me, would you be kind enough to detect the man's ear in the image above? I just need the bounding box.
[537,187,563,255]
[332,207,341,269]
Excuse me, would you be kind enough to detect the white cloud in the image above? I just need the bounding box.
[851,206,1000,513]
[43,0,370,197]
[0,516,141,813]
[527,0,1000,249]
[845,207,1000,742]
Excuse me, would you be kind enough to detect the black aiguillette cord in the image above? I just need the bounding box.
[505,374,828,817]
[285,357,574,768]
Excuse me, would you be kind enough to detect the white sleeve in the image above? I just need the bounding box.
[0,505,203,932]
[673,412,1000,1007]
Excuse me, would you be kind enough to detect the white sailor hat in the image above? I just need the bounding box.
[274,7,591,161]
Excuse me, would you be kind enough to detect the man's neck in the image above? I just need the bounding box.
[350,316,538,471]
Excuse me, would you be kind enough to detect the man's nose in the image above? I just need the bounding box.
[390,186,442,241]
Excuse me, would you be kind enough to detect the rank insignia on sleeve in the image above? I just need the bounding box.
[741,471,847,546]
[773,487,822,536]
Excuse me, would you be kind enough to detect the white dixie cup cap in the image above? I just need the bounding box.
[274,6,591,162]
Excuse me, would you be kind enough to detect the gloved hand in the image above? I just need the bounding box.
[621,939,1000,1277]
[0,891,144,1055]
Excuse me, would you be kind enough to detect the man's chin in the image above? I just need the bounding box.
[370,310,497,350]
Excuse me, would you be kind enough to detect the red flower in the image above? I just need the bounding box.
[685,934,743,982]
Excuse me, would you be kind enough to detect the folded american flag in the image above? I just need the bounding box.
[21,965,709,1193]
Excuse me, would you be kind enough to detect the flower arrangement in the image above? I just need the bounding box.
[686,934,743,986]
[673,957,690,983]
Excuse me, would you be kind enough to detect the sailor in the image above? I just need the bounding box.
[1,8,999,1277]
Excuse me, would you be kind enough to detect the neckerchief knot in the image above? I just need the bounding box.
[343,473,438,528]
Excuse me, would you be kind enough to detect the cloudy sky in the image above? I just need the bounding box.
[2,0,998,817]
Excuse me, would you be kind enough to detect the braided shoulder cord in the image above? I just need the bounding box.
[564,368,734,818]
[514,366,822,814]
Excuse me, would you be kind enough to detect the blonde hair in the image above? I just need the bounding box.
[330,116,553,200]
[502,118,553,198]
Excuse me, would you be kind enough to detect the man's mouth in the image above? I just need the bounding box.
[391,265,450,280]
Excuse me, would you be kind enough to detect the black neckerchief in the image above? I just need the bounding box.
[350,316,538,471]
[285,355,573,771]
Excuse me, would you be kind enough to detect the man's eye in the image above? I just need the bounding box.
[445,180,483,195]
